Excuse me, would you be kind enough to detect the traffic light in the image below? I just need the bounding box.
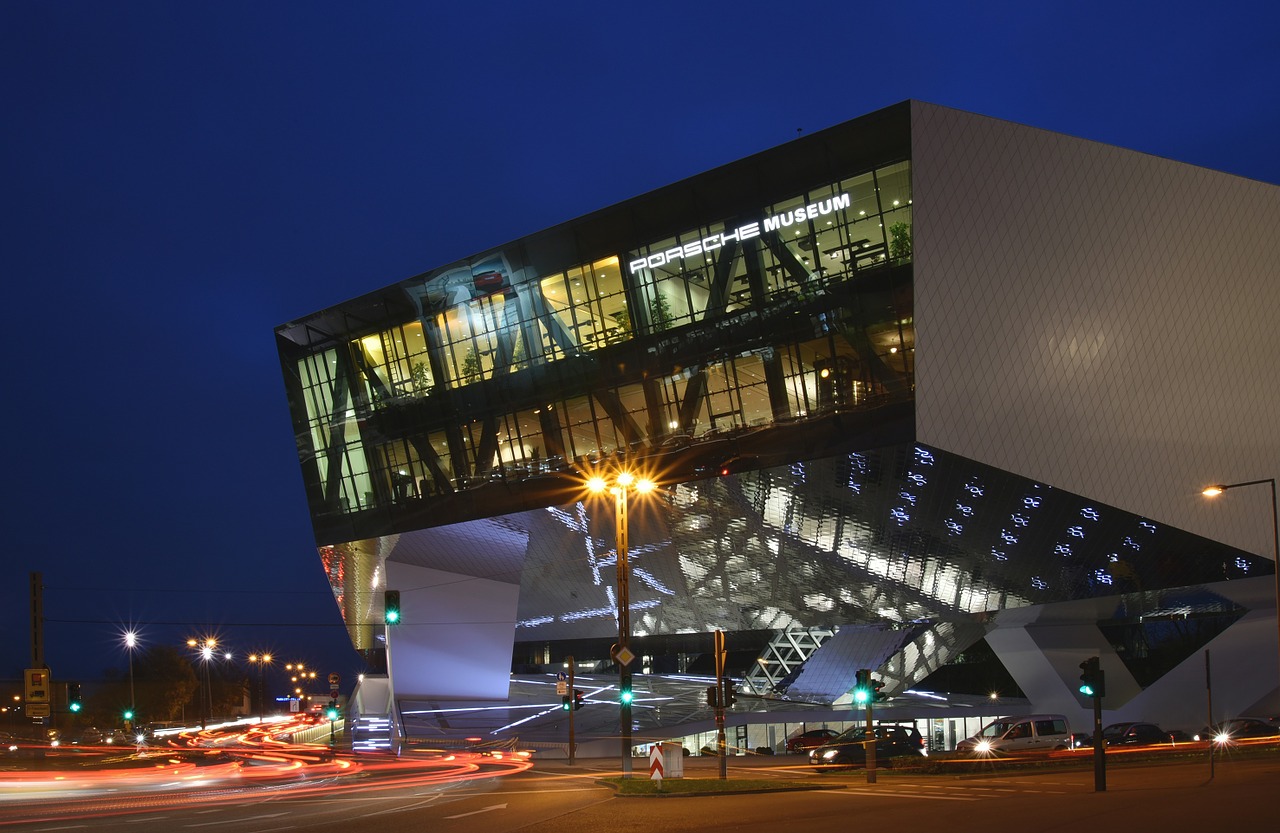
[67,682,82,713]
[325,701,340,721]
[384,590,401,625]
[619,687,633,705]
[573,689,585,711]
[561,694,572,711]
[853,669,872,705]
[706,686,719,708]
[1079,656,1105,698]
[871,678,887,702]
[123,709,134,722]
[723,685,737,709]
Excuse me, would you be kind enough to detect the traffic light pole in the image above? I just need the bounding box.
[864,698,877,784]
[1092,692,1105,792]
[714,630,727,780]
[568,656,576,766]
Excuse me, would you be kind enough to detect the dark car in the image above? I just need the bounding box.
[1084,722,1181,747]
[809,725,925,768]
[1195,718,1280,743]
[785,728,840,753]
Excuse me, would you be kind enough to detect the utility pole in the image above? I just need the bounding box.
[30,572,44,667]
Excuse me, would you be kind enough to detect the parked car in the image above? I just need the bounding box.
[955,714,1072,754]
[809,725,925,768]
[1194,718,1280,743]
[1077,722,1183,748]
[785,728,840,753]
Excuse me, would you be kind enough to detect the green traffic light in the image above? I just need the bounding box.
[69,702,82,713]
[385,609,400,624]
[620,689,633,704]
[1079,683,1095,696]
[853,689,869,704]
[124,709,134,720]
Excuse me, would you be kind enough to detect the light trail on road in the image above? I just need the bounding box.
[0,723,532,828]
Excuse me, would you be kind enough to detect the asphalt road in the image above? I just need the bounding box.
[4,754,1278,832]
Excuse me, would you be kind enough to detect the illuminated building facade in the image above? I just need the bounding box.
[277,101,1280,740]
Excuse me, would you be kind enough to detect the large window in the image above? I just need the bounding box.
[292,159,914,517]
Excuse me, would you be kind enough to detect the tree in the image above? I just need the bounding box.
[889,222,912,265]
[136,645,199,723]
[648,289,673,332]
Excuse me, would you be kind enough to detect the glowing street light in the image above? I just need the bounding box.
[248,653,273,722]
[586,468,657,778]
[188,637,219,728]
[1202,478,1279,706]
[122,630,139,728]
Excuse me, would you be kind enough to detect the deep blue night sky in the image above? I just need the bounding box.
[4,2,1279,693]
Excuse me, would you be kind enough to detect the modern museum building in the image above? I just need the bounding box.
[275,100,1280,755]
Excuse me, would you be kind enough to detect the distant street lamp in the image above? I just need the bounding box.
[187,637,218,728]
[1202,478,1280,705]
[123,630,138,728]
[248,653,272,722]
[586,469,656,778]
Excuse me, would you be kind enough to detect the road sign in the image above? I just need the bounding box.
[556,681,568,696]
[24,668,50,703]
[616,646,636,667]
[649,744,664,782]
[329,672,340,694]
[26,703,51,718]
[556,671,567,681]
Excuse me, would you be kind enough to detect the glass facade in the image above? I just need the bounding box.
[277,113,917,542]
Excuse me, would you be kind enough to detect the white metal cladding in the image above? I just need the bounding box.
[910,101,1280,559]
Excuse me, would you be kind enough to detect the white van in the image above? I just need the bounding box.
[955,714,1072,754]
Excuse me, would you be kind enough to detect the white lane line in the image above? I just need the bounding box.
[184,812,290,827]
[824,789,979,802]
[445,803,508,819]
[358,797,445,818]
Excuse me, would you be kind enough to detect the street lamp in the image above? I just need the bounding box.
[587,469,656,777]
[248,653,272,722]
[187,637,218,728]
[123,630,138,728]
[1202,478,1280,707]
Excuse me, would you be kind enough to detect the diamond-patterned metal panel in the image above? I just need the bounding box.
[911,101,1280,560]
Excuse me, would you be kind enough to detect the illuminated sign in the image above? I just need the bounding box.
[24,668,49,703]
[629,192,851,274]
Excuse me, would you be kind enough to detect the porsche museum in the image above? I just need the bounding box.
[275,100,1280,755]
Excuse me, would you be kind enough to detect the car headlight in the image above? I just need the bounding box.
[821,749,840,760]
[975,740,991,753]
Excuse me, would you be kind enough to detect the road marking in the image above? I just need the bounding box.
[184,812,290,827]
[824,789,979,802]
[355,798,445,818]
[445,803,508,819]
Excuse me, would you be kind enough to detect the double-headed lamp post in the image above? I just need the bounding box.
[187,638,217,727]
[248,654,272,722]
[587,470,656,778]
[1202,478,1280,704]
